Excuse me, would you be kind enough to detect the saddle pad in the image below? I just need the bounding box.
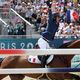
[28,56,41,64]
[28,55,54,64]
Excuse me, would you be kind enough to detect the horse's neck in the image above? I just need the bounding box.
[65,40,80,63]
[58,40,78,64]
[65,55,74,62]
[57,55,73,67]
[67,40,80,48]
[64,40,80,62]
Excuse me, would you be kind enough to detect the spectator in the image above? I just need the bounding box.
[8,0,80,37]
[32,11,37,25]
[21,2,27,18]
[35,14,41,31]
[15,3,22,14]
[40,14,47,32]
[25,3,33,22]
[10,0,15,9]
[8,22,14,35]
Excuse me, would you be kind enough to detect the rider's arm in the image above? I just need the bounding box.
[46,8,59,35]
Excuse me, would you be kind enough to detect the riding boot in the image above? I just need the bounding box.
[41,55,47,67]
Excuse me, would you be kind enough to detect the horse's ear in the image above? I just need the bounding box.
[33,43,40,49]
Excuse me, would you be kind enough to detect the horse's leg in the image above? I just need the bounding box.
[0,56,24,80]
[47,73,65,80]
[64,73,80,80]
[0,56,19,68]
[9,74,25,80]
[71,74,80,80]
[63,73,74,79]
[0,60,8,80]
[0,57,25,80]
[0,74,8,80]
[0,56,43,79]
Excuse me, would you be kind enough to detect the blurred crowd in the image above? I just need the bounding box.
[1,0,80,37]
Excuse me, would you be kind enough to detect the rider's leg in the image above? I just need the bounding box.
[41,55,46,67]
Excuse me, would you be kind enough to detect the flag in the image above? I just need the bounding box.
[66,10,79,22]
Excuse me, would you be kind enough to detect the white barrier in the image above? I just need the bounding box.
[0,18,8,26]
[0,68,80,74]
[0,49,80,56]
[11,8,32,26]
[0,49,80,74]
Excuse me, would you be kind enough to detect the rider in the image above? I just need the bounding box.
[37,0,61,67]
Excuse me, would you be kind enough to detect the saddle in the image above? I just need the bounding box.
[38,55,50,67]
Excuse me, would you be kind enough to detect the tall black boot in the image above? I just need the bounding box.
[41,55,47,67]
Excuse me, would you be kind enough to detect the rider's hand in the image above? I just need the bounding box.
[45,0,52,8]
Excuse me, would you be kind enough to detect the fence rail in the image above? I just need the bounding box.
[0,35,79,38]
[0,68,80,74]
[0,49,80,56]
[0,17,8,26]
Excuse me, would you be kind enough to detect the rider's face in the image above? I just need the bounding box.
[56,16,60,23]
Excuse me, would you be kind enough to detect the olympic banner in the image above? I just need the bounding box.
[0,38,37,49]
[0,37,77,49]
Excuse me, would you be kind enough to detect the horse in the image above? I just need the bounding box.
[0,59,2,66]
[0,40,80,80]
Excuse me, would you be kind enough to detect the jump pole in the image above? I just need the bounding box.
[0,49,80,56]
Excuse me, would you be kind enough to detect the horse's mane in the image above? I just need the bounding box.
[55,40,77,67]
[59,40,75,48]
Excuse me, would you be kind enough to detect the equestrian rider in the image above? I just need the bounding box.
[37,0,61,67]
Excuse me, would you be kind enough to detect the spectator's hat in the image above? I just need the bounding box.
[66,10,79,23]
[42,5,48,14]
[70,23,74,26]
[42,5,47,8]
[27,2,31,5]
